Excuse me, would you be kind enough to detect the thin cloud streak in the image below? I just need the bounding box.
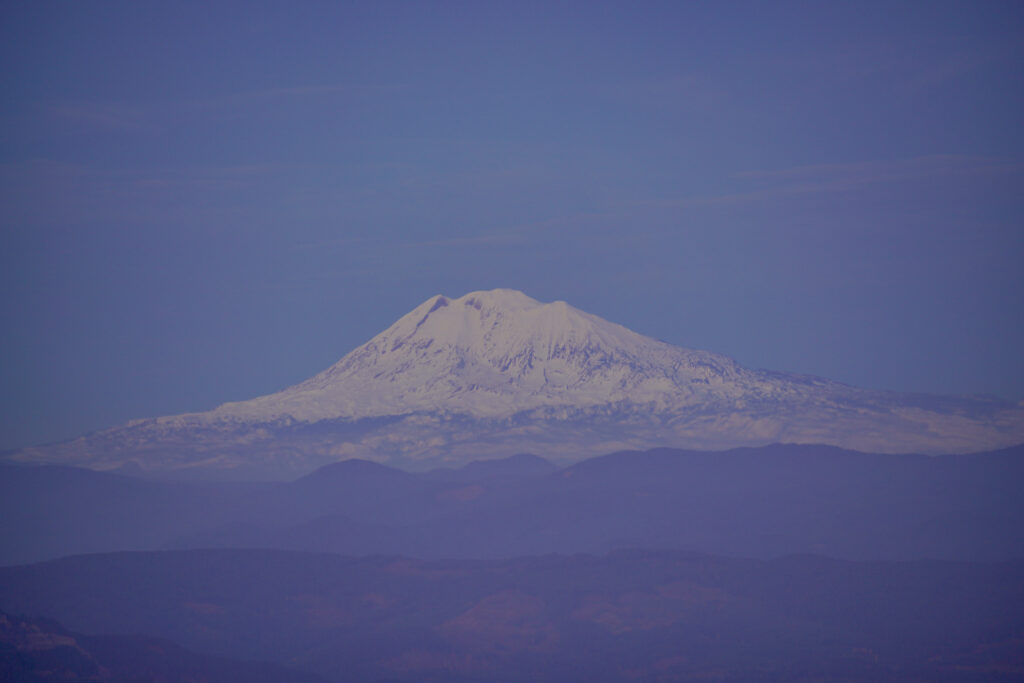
[737,155,1021,181]
[413,232,529,248]
[647,155,1024,210]
[44,82,411,134]
[189,82,411,111]
[48,103,165,134]
[764,36,1014,93]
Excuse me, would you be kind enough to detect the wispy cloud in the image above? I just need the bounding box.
[766,36,1012,94]
[48,102,164,134]
[737,155,1020,181]
[395,209,629,252]
[646,155,1023,210]
[45,81,408,134]
[188,82,408,111]
[0,159,285,229]
[414,232,529,248]
[584,74,722,110]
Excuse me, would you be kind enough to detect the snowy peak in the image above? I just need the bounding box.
[211,289,736,422]
[372,289,652,365]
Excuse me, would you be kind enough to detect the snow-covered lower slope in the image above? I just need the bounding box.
[9,289,1024,478]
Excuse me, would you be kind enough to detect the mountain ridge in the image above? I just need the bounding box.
[3,443,1024,565]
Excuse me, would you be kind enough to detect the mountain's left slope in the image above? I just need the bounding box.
[6,289,1024,479]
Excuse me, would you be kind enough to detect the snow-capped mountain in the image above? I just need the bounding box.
[212,289,753,421]
[9,289,1024,478]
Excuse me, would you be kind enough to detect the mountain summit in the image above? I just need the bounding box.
[212,289,748,422]
[9,289,1024,478]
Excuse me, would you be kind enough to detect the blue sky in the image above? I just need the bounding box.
[2,1,1023,449]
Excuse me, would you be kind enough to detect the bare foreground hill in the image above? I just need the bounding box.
[0,610,328,682]
[7,290,1024,480]
[2,549,1023,682]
